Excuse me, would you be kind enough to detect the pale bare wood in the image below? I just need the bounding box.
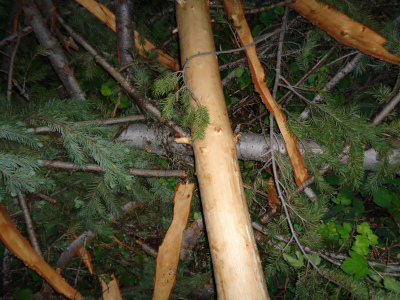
[176,0,269,298]
[0,204,83,299]
[153,182,194,299]
[223,0,309,186]
[288,0,400,65]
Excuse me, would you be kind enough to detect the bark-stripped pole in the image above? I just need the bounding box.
[176,0,269,299]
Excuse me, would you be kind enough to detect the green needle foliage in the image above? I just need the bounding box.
[1,0,400,298]
[153,71,210,141]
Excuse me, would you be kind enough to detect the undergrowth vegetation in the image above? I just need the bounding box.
[0,0,400,298]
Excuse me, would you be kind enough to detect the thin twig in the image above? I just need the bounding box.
[33,192,56,204]
[17,191,43,258]
[40,160,186,178]
[0,26,31,48]
[276,45,337,106]
[298,52,363,121]
[267,9,359,296]
[73,235,87,288]
[6,31,21,104]
[371,91,400,125]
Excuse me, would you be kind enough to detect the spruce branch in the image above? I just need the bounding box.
[27,115,146,134]
[0,153,44,197]
[56,15,188,137]
[276,44,338,106]
[0,120,43,149]
[36,116,133,188]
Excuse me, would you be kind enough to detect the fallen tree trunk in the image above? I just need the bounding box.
[118,124,397,171]
[175,0,268,298]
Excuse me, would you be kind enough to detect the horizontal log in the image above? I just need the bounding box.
[118,124,398,171]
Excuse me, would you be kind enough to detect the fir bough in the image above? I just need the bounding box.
[152,72,210,141]
[0,153,44,198]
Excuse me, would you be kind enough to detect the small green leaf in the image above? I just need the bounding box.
[357,222,371,235]
[383,276,400,293]
[259,10,275,27]
[352,197,365,215]
[273,6,285,16]
[341,251,368,280]
[308,253,321,266]
[373,187,392,208]
[100,84,113,96]
[308,73,318,85]
[193,211,202,220]
[283,251,304,269]
[235,67,245,78]
[333,94,346,104]
[160,158,168,167]
[117,95,129,109]
[352,235,370,256]
[366,232,378,245]
[332,193,351,206]
[252,25,262,38]
[337,222,352,239]
[219,54,229,64]
[74,198,85,209]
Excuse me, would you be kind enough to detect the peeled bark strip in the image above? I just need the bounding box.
[223,0,308,186]
[287,0,400,65]
[100,274,123,300]
[176,1,269,298]
[0,203,83,300]
[115,0,135,66]
[153,182,194,299]
[73,0,180,71]
[22,0,85,100]
[69,235,93,274]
